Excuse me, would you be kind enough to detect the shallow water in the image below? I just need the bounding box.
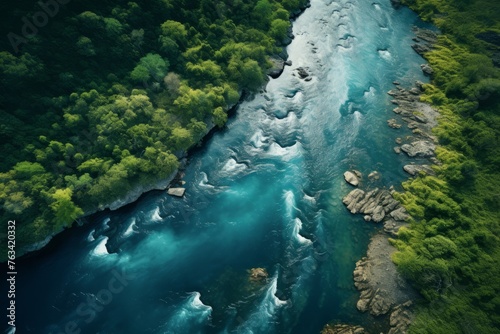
[11,0,431,333]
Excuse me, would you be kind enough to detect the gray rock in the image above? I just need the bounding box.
[388,301,414,334]
[388,118,402,129]
[296,67,309,79]
[390,207,409,222]
[370,292,392,316]
[415,28,437,43]
[372,206,386,223]
[368,171,380,180]
[401,140,435,157]
[413,114,428,123]
[403,164,434,176]
[409,87,420,95]
[383,219,406,236]
[267,56,285,79]
[412,43,431,55]
[167,187,186,197]
[323,324,366,334]
[344,171,360,186]
[420,63,434,76]
[394,146,401,154]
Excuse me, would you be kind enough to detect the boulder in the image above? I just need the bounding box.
[388,301,414,334]
[401,140,435,157]
[383,219,406,237]
[296,67,309,79]
[249,267,268,282]
[342,188,365,212]
[420,63,434,76]
[167,187,186,197]
[390,207,409,222]
[371,205,385,223]
[344,171,360,186]
[267,56,285,79]
[370,292,392,316]
[411,43,431,55]
[322,324,366,334]
[415,80,425,90]
[387,118,402,129]
[403,164,434,176]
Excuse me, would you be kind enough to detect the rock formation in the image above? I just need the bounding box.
[167,187,186,197]
[344,171,361,186]
[322,324,366,334]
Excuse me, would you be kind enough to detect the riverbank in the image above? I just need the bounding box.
[323,22,441,333]
[14,1,312,261]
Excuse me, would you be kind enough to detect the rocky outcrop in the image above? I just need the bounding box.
[388,83,439,140]
[403,164,434,176]
[420,63,434,76]
[388,301,414,334]
[296,67,310,79]
[344,170,361,186]
[411,27,437,56]
[248,267,269,282]
[105,171,178,211]
[401,140,435,157]
[167,187,186,197]
[353,234,416,317]
[387,118,402,129]
[322,324,366,334]
[267,55,286,79]
[342,188,405,224]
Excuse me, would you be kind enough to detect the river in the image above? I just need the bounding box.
[10,0,430,333]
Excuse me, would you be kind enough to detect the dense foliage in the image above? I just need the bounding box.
[391,0,500,332]
[0,0,308,257]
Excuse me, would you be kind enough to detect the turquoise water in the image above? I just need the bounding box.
[11,0,431,333]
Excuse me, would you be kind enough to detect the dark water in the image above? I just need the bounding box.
[7,0,431,333]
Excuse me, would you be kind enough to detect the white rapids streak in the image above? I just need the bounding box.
[293,218,312,245]
[221,158,247,176]
[151,207,162,222]
[123,218,137,237]
[237,274,286,333]
[198,172,215,189]
[92,237,109,256]
[163,292,212,334]
[87,229,95,242]
[284,190,299,218]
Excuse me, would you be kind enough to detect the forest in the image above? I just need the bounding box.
[0,0,308,257]
[390,0,500,332]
